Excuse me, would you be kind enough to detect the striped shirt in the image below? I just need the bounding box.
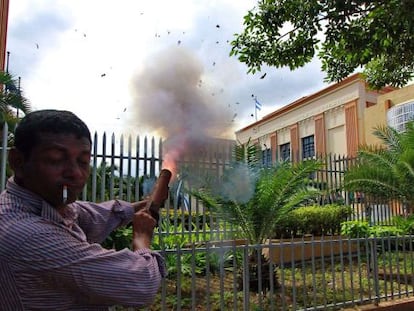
[0,177,166,311]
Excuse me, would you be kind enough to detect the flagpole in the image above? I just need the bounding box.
[255,101,258,121]
[253,96,262,121]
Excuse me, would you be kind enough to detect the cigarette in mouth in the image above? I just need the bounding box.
[63,185,68,204]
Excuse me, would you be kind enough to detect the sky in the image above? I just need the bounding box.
[6,0,328,140]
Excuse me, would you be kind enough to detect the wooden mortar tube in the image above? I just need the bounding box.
[145,169,172,222]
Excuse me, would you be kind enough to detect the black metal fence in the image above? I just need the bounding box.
[1,124,412,310]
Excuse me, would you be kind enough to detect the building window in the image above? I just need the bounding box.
[279,143,290,161]
[262,148,271,167]
[302,135,315,159]
[387,101,414,132]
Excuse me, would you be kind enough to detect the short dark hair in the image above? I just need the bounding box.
[14,109,92,157]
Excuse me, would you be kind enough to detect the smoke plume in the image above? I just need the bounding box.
[129,46,236,172]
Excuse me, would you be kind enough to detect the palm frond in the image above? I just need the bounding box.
[191,160,322,244]
[344,122,414,207]
[0,71,31,129]
[234,138,260,168]
[372,124,402,153]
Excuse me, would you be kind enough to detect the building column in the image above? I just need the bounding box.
[270,132,277,163]
[314,113,326,156]
[290,123,299,162]
[0,0,10,71]
[345,100,359,157]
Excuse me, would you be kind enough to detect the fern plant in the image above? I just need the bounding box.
[192,147,323,245]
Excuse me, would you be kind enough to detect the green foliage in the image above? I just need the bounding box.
[341,220,371,238]
[192,159,323,244]
[101,225,133,250]
[85,161,144,202]
[154,223,204,277]
[369,225,403,237]
[344,121,414,213]
[0,71,31,131]
[152,219,241,278]
[392,214,414,235]
[102,209,240,278]
[230,1,414,89]
[233,138,261,168]
[341,216,414,238]
[276,204,353,237]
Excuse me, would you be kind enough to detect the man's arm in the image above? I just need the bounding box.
[16,226,166,307]
[74,200,144,243]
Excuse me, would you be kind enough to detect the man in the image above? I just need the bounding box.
[0,110,166,310]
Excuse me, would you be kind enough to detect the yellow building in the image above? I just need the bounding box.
[235,73,395,162]
[0,0,9,71]
[365,83,414,146]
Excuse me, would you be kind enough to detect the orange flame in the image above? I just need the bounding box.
[162,149,180,181]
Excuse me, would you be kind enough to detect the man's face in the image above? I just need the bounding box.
[13,133,91,208]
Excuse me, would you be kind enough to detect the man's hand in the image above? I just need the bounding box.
[132,200,149,213]
[132,210,157,251]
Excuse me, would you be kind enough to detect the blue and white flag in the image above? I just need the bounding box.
[254,97,262,111]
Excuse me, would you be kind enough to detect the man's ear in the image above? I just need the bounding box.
[8,148,25,175]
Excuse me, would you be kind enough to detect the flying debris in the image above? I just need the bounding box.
[212,62,216,66]
[216,24,220,28]
[260,73,267,79]
[123,107,127,112]
[35,43,39,49]
[177,40,181,45]
[236,102,240,105]
[101,73,106,77]
[216,41,219,44]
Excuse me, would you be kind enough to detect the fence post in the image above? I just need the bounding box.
[370,235,381,306]
[243,245,250,311]
[1,122,8,191]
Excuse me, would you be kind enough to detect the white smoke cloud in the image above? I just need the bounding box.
[129,46,236,140]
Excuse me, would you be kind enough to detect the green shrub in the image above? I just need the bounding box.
[369,225,403,237]
[101,209,241,278]
[101,225,133,250]
[340,220,370,238]
[101,209,216,250]
[341,220,406,238]
[152,219,242,278]
[274,204,353,237]
[392,214,414,234]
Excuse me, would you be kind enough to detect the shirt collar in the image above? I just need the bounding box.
[6,176,78,227]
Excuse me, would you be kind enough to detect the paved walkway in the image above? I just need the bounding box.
[342,297,414,311]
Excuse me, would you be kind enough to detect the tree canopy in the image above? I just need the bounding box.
[230,0,414,89]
